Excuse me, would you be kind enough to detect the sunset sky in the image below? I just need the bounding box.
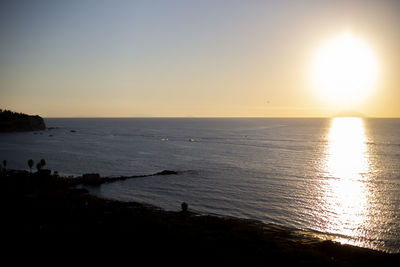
[1,0,399,118]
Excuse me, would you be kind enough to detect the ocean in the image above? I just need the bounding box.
[0,117,399,253]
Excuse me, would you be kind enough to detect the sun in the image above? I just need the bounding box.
[311,32,378,109]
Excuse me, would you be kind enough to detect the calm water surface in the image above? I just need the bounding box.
[0,118,399,252]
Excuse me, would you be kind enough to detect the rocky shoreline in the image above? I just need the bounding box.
[0,168,398,265]
[70,169,179,185]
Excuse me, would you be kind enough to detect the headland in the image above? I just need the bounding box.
[0,109,46,132]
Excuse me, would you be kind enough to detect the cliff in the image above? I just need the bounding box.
[0,109,46,132]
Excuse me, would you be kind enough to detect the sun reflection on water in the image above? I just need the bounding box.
[322,117,371,246]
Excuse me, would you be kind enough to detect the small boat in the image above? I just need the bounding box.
[188,138,195,142]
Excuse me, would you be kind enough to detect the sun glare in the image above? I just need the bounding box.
[322,117,372,247]
[311,32,379,109]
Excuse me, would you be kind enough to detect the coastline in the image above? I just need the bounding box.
[0,168,398,265]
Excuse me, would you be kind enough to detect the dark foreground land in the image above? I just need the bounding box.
[0,169,398,266]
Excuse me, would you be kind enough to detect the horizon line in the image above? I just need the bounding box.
[43,116,400,119]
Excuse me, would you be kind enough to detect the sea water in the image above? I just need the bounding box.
[0,118,399,253]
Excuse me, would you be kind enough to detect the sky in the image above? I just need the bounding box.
[0,0,399,118]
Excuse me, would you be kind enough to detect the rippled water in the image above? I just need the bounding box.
[0,118,399,252]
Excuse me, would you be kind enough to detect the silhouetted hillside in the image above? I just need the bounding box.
[0,109,46,132]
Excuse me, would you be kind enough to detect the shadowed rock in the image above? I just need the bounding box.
[72,170,180,186]
[154,170,178,176]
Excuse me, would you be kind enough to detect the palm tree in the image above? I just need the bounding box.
[2,160,6,175]
[1,160,5,175]
[40,159,46,169]
[181,202,188,213]
[36,162,42,172]
[28,159,34,173]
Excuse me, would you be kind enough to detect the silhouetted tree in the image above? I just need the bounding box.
[28,159,34,173]
[1,160,5,176]
[181,202,188,213]
[2,160,7,175]
[36,162,42,172]
[40,159,46,169]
